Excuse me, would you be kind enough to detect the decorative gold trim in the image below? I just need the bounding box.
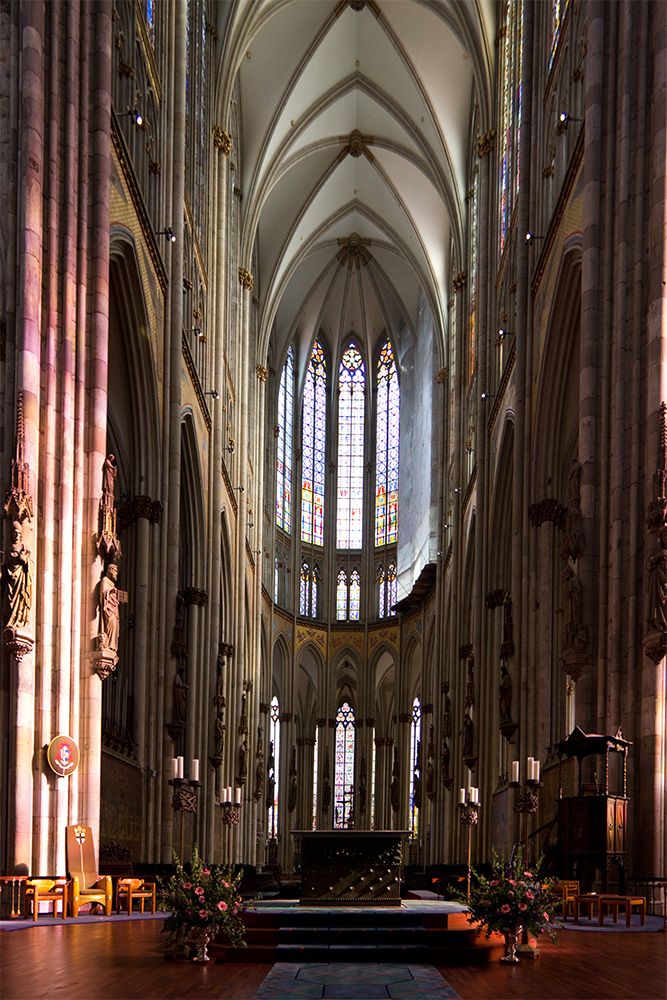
[238,267,254,290]
[452,270,467,293]
[436,367,448,384]
[213,126,232,155]
[256,365,268,383]
[476,129,496,158]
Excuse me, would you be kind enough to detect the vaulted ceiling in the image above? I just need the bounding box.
[218,0,496,379]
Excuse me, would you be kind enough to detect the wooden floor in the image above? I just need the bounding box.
[0,918,665,1000]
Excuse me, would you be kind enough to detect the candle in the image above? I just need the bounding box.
[527,757,534,782]
[172,758,179,779]
[177,756,184,780]
[459,787,466,804]
[511,761,519,783]
[534,760,540,782]
[191,758,199,782]
[235,787,242,804]
[473,787,479,805]
[224,786,231,802]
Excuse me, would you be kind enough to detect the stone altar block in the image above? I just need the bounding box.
[293,830,409,906]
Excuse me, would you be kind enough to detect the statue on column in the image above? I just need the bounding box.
[97,562,127,664]
[239,739,249,780]
[214,714,225,758]
[287,745,297,813]
[442,682,451,738]
[322,748,331,813]
[646,528,667,631]
[465,659,475,707]
[499,662,512,723]
[3,521,33,630]
[173,667,188,725]
[562,563,587,653]
[390,746,400,813]
[462,711,474,759]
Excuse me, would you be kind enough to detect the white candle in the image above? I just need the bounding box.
[511,761,519,783]
[172,758,178,779]
[191,758,199,782]
[534,760,540,782]
[473,787,479,805]
[235,787,242,804]
[177,756,184,780]
[224,786,231,802]
[527,757,534,782]
[459,787,466,804]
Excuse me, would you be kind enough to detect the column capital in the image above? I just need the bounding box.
[238,267,254,291]
[212,126,232,155]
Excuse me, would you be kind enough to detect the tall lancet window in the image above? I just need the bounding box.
[268,696,280,839]
[299,561,318,618]
[302,340,326,545]
[337,567,360,621]
[375,341,400,546]
[409,697,421,839]
[379,562,398,618]
[469,171,479,383]
[500,0,524,253]
[550,0,568,68]
[337,343,365,549]
[276,346,294,532]
[334,702,355,828]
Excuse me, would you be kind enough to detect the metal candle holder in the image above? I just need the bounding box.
[459,787,480,899]
[169,774,201,862]
[221,790,243,865]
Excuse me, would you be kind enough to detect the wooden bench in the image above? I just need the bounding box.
[573,893,601,923]
[598,895,646,927]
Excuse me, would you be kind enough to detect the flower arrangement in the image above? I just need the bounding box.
[157,845,247,952]
[458,846,560,943]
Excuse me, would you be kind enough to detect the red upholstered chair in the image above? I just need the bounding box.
[65,825,112,917]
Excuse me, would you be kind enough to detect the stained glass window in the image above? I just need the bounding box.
[378,565,386,618]
[300,562,309,615]
[387,563,397,611]
[500,0,524,254]
[145,0,155,45]
[269,697,280,839]
[370,733,376,829]
[337,568,347,621]
[409,697,421,838]
[337,343,365,549]
[185,0,209,251]
[302,341,326,545]
[349,569,360,621]
[376,341,400,546]
[274,558,279,603]
[469,171,478,383]
[276,346,294,532]
[334,702,355,828]
[550,0,568,69]
[299,562,317,617]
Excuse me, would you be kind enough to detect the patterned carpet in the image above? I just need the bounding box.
[251,962,461,1000]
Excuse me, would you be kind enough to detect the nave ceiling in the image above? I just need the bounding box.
[217,0,496,379]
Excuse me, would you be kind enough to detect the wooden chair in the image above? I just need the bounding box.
[553,879,580,921]
[65,825,112,917]
[25,878,68,921]
[116,877,156,914]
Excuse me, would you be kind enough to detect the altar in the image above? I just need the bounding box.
[292,830,409,906]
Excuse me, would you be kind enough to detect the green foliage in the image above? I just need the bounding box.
[157,845,247,948]
[455,846,560,942]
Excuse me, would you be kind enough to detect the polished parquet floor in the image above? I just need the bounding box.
[0,918,665,1000]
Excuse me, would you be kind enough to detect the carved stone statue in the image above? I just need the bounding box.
[255,757,265,797]
[425,757,434,800]
[266,771,276,810]
[102,453,118,501]
[214,714,225,757]
[465,659,475,707]
[173,667,188,724]
[443,683,451,738]
[562,563,587,652]
[462,711,473,758]
[441,737,450,779]
[646,529,667,631]
[3,521,33,630]
[288,772,297,813]
[499,662,512,723]
[214,654,226,707]
[390,747,399,813]
[239,739,249,778]
[98,562,122,661]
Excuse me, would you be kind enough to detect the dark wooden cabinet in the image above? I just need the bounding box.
[557,795,627,891]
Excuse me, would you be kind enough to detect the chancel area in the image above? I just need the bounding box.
[0,0,666,992]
